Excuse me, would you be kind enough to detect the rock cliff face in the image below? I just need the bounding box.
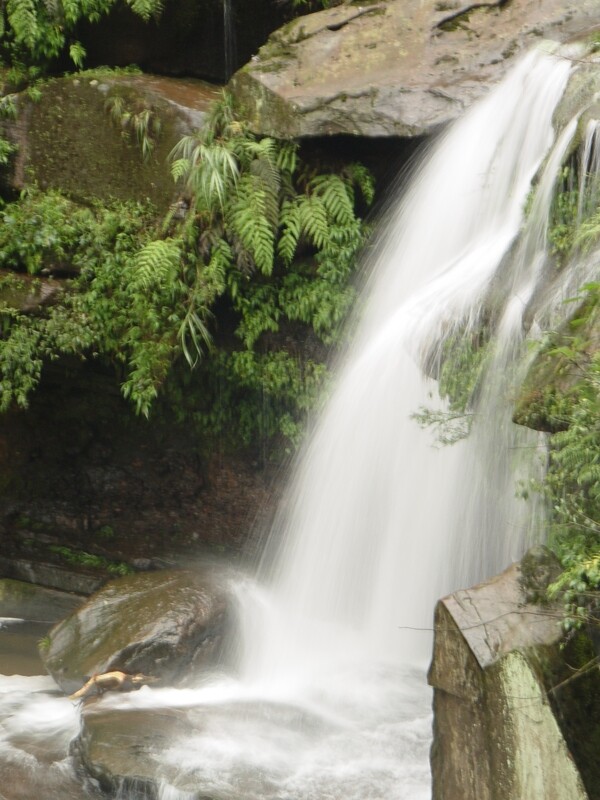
[428,549,600,800]
[230,0,600,139]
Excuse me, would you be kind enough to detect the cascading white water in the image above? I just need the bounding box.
[239,44,575,687]
[1,43,597,800]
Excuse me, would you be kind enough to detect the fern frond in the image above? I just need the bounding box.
[228,176,275,275]
[7,0,38,49]
[68,40,86,68]
[58,0,77,22]
[171,157,191,183]
[126,0,162,21]
[249,155,281,225]
[345,162,375,205]
[278,199,301,265]
[276,141,298,177]
[310,174,354,226]
[132,239,180,290]
[298,195,329,250]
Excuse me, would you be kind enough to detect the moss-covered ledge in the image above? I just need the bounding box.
[514,302,600,432]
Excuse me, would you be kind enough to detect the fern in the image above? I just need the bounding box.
[68,40,86,68]
[278,199,302,265]
[7,0,39,50]
[310,174,355,226]
[132,239,181,291]
[345,162,375,206]
[127,0,161,19]
[228,176,276,275]
[276,141,299,177]
[298,194,329,249]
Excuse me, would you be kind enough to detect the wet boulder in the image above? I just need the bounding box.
[41,567,234,694]
[4,73,218,209]
[230,0,600,139]
[429,548,600,800]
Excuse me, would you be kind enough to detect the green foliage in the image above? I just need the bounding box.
[157,92,373,448]
[105,93,162,162]
[0,189,179,415]
[413,324,490,444]
[0,0,162,72]
[548,166,579,261]
[0,92,374,454]
[49,544,133,575]
[68,40,86,69]
[540,283,600,630]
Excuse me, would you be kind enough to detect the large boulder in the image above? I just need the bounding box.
[4,73,217,208]
[229,0,600,139]
[429,547,600,800]
[41,568,234,694]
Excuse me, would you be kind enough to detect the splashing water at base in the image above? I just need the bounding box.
[0,44,594,800]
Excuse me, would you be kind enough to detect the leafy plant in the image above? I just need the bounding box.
[105,93,162,162]
[49,544,133,574]
[0,0,163,73]
[529,283,600,630]
[0,93,374,454]
[412,323,490,444]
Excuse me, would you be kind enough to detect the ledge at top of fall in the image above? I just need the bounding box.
[228,0,600,139]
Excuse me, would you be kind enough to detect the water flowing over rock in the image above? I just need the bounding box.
[41,568,233,695]
[429,548,600,800]
[3,33,600,800]
[229,0,600,138]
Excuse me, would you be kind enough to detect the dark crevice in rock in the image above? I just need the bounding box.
[325,4,385,32]
[433,0,511,32]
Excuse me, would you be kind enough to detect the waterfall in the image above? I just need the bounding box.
[223,0,237,80]
[238,44,575,687]
[3,42,596,800]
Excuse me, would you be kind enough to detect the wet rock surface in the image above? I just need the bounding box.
[41,567,234,695]
[0,359,278,592]
[0,577,83,621]
[429,548,600,800]
[5,74,219,208]
[0,578,84,675]
[230,0,600,139]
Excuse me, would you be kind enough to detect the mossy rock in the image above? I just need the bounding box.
[514,302,600,432]
[6,74,211,210]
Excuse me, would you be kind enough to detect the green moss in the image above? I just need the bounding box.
[26,78,179,209]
